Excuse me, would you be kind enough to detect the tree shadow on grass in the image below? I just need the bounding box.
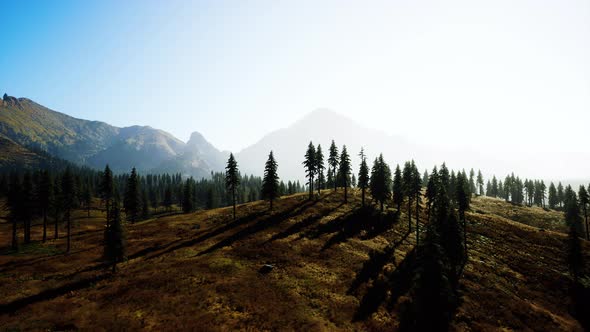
[353,246,416,321]
[265,203,345,243]
[0,273,109,314]
[197,199,319,256]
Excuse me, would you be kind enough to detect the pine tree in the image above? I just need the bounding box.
[182,179,194,213]
[163,186,173,212]
[104,200,126,273]
[21,172,34,244]
[357,148,369,207]
[316,144,325,194]
[369,154,391,211]
[61,167,76,253]
[422,169,429,187]
[328,140,339,191]
[548,182,558,209]
[557,182,565,209]
[7,172,20,251]
[141,188,150,219]
[402,161,414,231]
[565,191,584,283]
[476,170,484,196]
[411,161,422,245]
[469,169,476,196]
[338,145,351,203]
[393,165,403,212]
[100,165,114,228]
[124,168,141,223]
[491,176,499,197]
[225,153,240,220]
[52,180,62,240]
[578,185,589,240]
[261,151,279,210]
[455,171,470,259]
[303,142,316,199]
[38,170,53,243]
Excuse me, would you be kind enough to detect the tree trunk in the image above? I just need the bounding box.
[309,176,313,200]
[106,200,110,229]
[344,186,348,203]
[66,211,71,253]
[380,201,383,212]
[12,218,18,251]
[42,211,47,243]
[334,167,337,191]
[462,211,467,260]
[55,215,59,239]
[362,189,365,207]
[408,199,412,232]
[24,220,30,244]
[233,191,236,221]
[585,206,589,241]
[416,194,420,247]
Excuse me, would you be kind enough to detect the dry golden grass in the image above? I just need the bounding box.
[0,191,588,331]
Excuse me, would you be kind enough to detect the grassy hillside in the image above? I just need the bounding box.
[0,191,588,331]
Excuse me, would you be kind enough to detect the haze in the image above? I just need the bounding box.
[0,0,588,179]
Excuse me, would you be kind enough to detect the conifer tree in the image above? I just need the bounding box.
[104,200,126,273]
[548,182,558,209]
[52,180,62,239]
[182,179,194,213]
[565,191,584,283]
[411,160,422,244]
[141,188,150,219]
[124,168,141,223]
[100,165,114,227]
[61,167,76,253]
[357,148,369,207]
[402,161,414,231]
[557,182,565,208]
[425,167,438,221]
[476,170,484,196]
[369,154,391,211]
[8,172,20,251]
[225,153,240,220]
[316,144,325,194]
[21,172,34,244]
[338,145,351,203]
[469,169,476,196]
[491,176,499,197]
[163,186,173,212]
[578,185,589,240]
[262,151,279,210]
[455,171,470,259]
[38,170,53,243]
[422,169,429,187]
[303,142,316,199]
[392,164,403,212]
[328,140,339,191]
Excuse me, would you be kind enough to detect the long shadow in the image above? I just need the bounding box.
[360,210,401,241]
[353,246,416,321]
[0,273,109,314]
[265,203,344,243]
[321,208,373,250]
[347,230,411,296]
[144,209,269,261]
[198,199,319,256]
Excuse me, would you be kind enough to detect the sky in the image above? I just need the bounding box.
[0,0,589,178]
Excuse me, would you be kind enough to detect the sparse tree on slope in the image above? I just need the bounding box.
[21,172,34,244]
[316,144,325,194]
[402,161,414,231]
[182,179,194,213]
[477,170,484,196]
[357,148,369,207]
[303,142,316,199]
[578,185,589,240]
[100,165,114,228]
[328,140,339,191]
[369,154,391,211]
[455,171,470,259]
[225,153,240,220]
[548,182,558,209]
[338,145,351,203]
[262,151,279,210]
[38,170,53,243]
[124,168,141,223]
[393,164,403,213]
[105,200,126,273]
[61,167,76,253]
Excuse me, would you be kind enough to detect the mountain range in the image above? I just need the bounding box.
[2,93,587,184]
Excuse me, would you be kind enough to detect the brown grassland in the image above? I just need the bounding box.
[0,190,588,331]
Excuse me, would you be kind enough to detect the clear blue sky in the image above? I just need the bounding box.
[1,0,589,172]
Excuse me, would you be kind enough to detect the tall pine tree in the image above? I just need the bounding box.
[357,148,369,207]
[328,140,339,191]
[225,153,240,220]
[338,145,351,203]
[262,151,279,210]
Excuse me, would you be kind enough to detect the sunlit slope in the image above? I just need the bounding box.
[0,192,587,331]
